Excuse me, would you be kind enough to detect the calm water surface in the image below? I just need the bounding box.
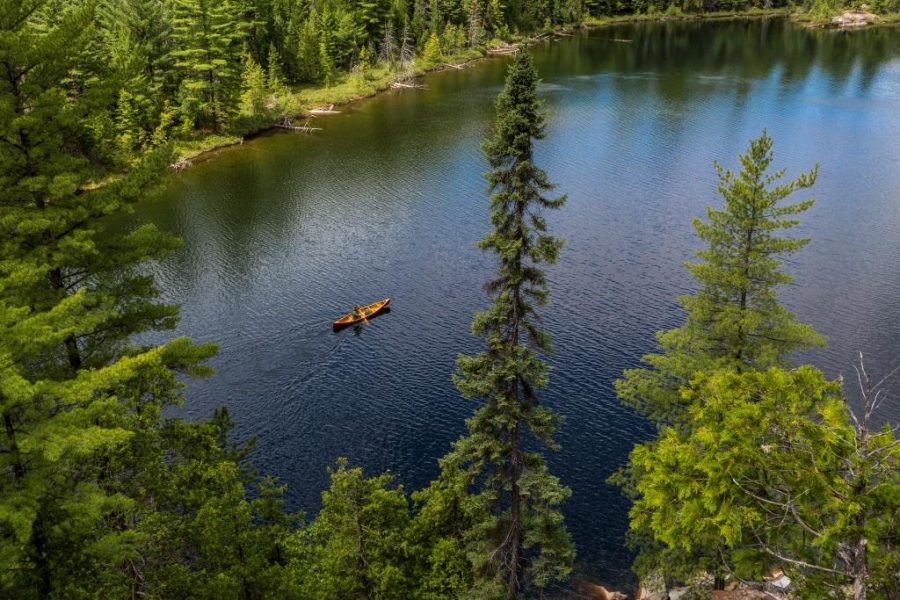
[136,19,900,588]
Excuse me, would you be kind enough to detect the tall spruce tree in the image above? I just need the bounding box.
[616,131,825,428]
[425,50,574,599]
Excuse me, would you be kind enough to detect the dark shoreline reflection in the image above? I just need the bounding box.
[130,19,900,590]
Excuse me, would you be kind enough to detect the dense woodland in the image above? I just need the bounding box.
[2,0,900,599]
[2,0,897,172]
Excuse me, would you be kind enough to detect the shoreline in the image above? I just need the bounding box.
[168,11,789,169]
[167,9,897,172]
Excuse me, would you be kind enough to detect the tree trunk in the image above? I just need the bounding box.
[3,409,25,480]
[850,539,867,600]
[47,267,83,371]
[507,417,522,600]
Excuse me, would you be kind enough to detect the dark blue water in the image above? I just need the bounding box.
[136,19,900,588]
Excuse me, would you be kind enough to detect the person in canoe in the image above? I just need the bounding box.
[352,305,364,319]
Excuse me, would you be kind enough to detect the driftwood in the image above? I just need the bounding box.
[613,38,633,43]
[443,62,466,70]
[391,81,424,89]
[276,117,321,133]
[170,158,192,172]
[275,124,322,132]
[308,104,341,115]
[487,44,519,55]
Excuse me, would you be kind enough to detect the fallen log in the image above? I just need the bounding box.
[308,109,341,115]
[487,44,520,55]
[391,81,425,89]
[274,124,322,133]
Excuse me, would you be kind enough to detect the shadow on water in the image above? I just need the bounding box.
[128,18,900,590]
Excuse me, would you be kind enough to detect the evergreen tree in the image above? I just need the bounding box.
[171,0,247,131]
[296,459,414,599]
[354,0,392,50]
[468,0,485,46]
[426,50,574,599]
[412,0,430,41]
[320,40,336,86]
[616,131,825,428]
[0,1,217,594]
[240,53,269,116]
[296,16,322,82]
[131,409,298,599]
[612,133,827,588]
[422,31,443,64]
[267,42,286,90]
[628,364,899,600]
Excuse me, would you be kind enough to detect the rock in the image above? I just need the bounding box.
[637,570,669,600]
[768,574,791,590]
[576,582,630,599]
[667,587,690,600]
[832,11,877,27]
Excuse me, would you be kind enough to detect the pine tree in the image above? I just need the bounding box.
[0,2,221,595]
[130,409,298,599]
[297,459,414,599]
[616,131,825,427]
[428,50,574,599]
[627,363,900,600]
[354,0,391,50]
[422,31,443,65]
[412,0,430,41]
[468,0,485,47]
[240,53,269,116]
[320,40,336,86]
[297,16,322,82]
[612,133,827,589]
[171,0,247,131]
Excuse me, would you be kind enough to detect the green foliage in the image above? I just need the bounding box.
[628,366,900,597]
[320,40,336,86]
[171,0,247,131]
[616,131,824,428]
[808,0,843,19]
[422,51,574,599]
[0,3,295,597]
[295,459,415,599]
[422,31,444,64]
[240,53,269,116]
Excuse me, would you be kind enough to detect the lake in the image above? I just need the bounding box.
[136,18,900,589]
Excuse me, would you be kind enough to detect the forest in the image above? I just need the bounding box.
[2,0,900,599]
[2,0,896,172]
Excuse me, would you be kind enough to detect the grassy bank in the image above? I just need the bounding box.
[170,49,484,165]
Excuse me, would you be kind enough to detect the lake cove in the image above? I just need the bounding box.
[137,18,900,589]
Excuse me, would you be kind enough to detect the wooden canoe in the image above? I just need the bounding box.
[332,298,391,331]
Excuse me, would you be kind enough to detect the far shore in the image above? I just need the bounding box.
[143,9,898,175]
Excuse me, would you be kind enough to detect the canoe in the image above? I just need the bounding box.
[332,298,391,331]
